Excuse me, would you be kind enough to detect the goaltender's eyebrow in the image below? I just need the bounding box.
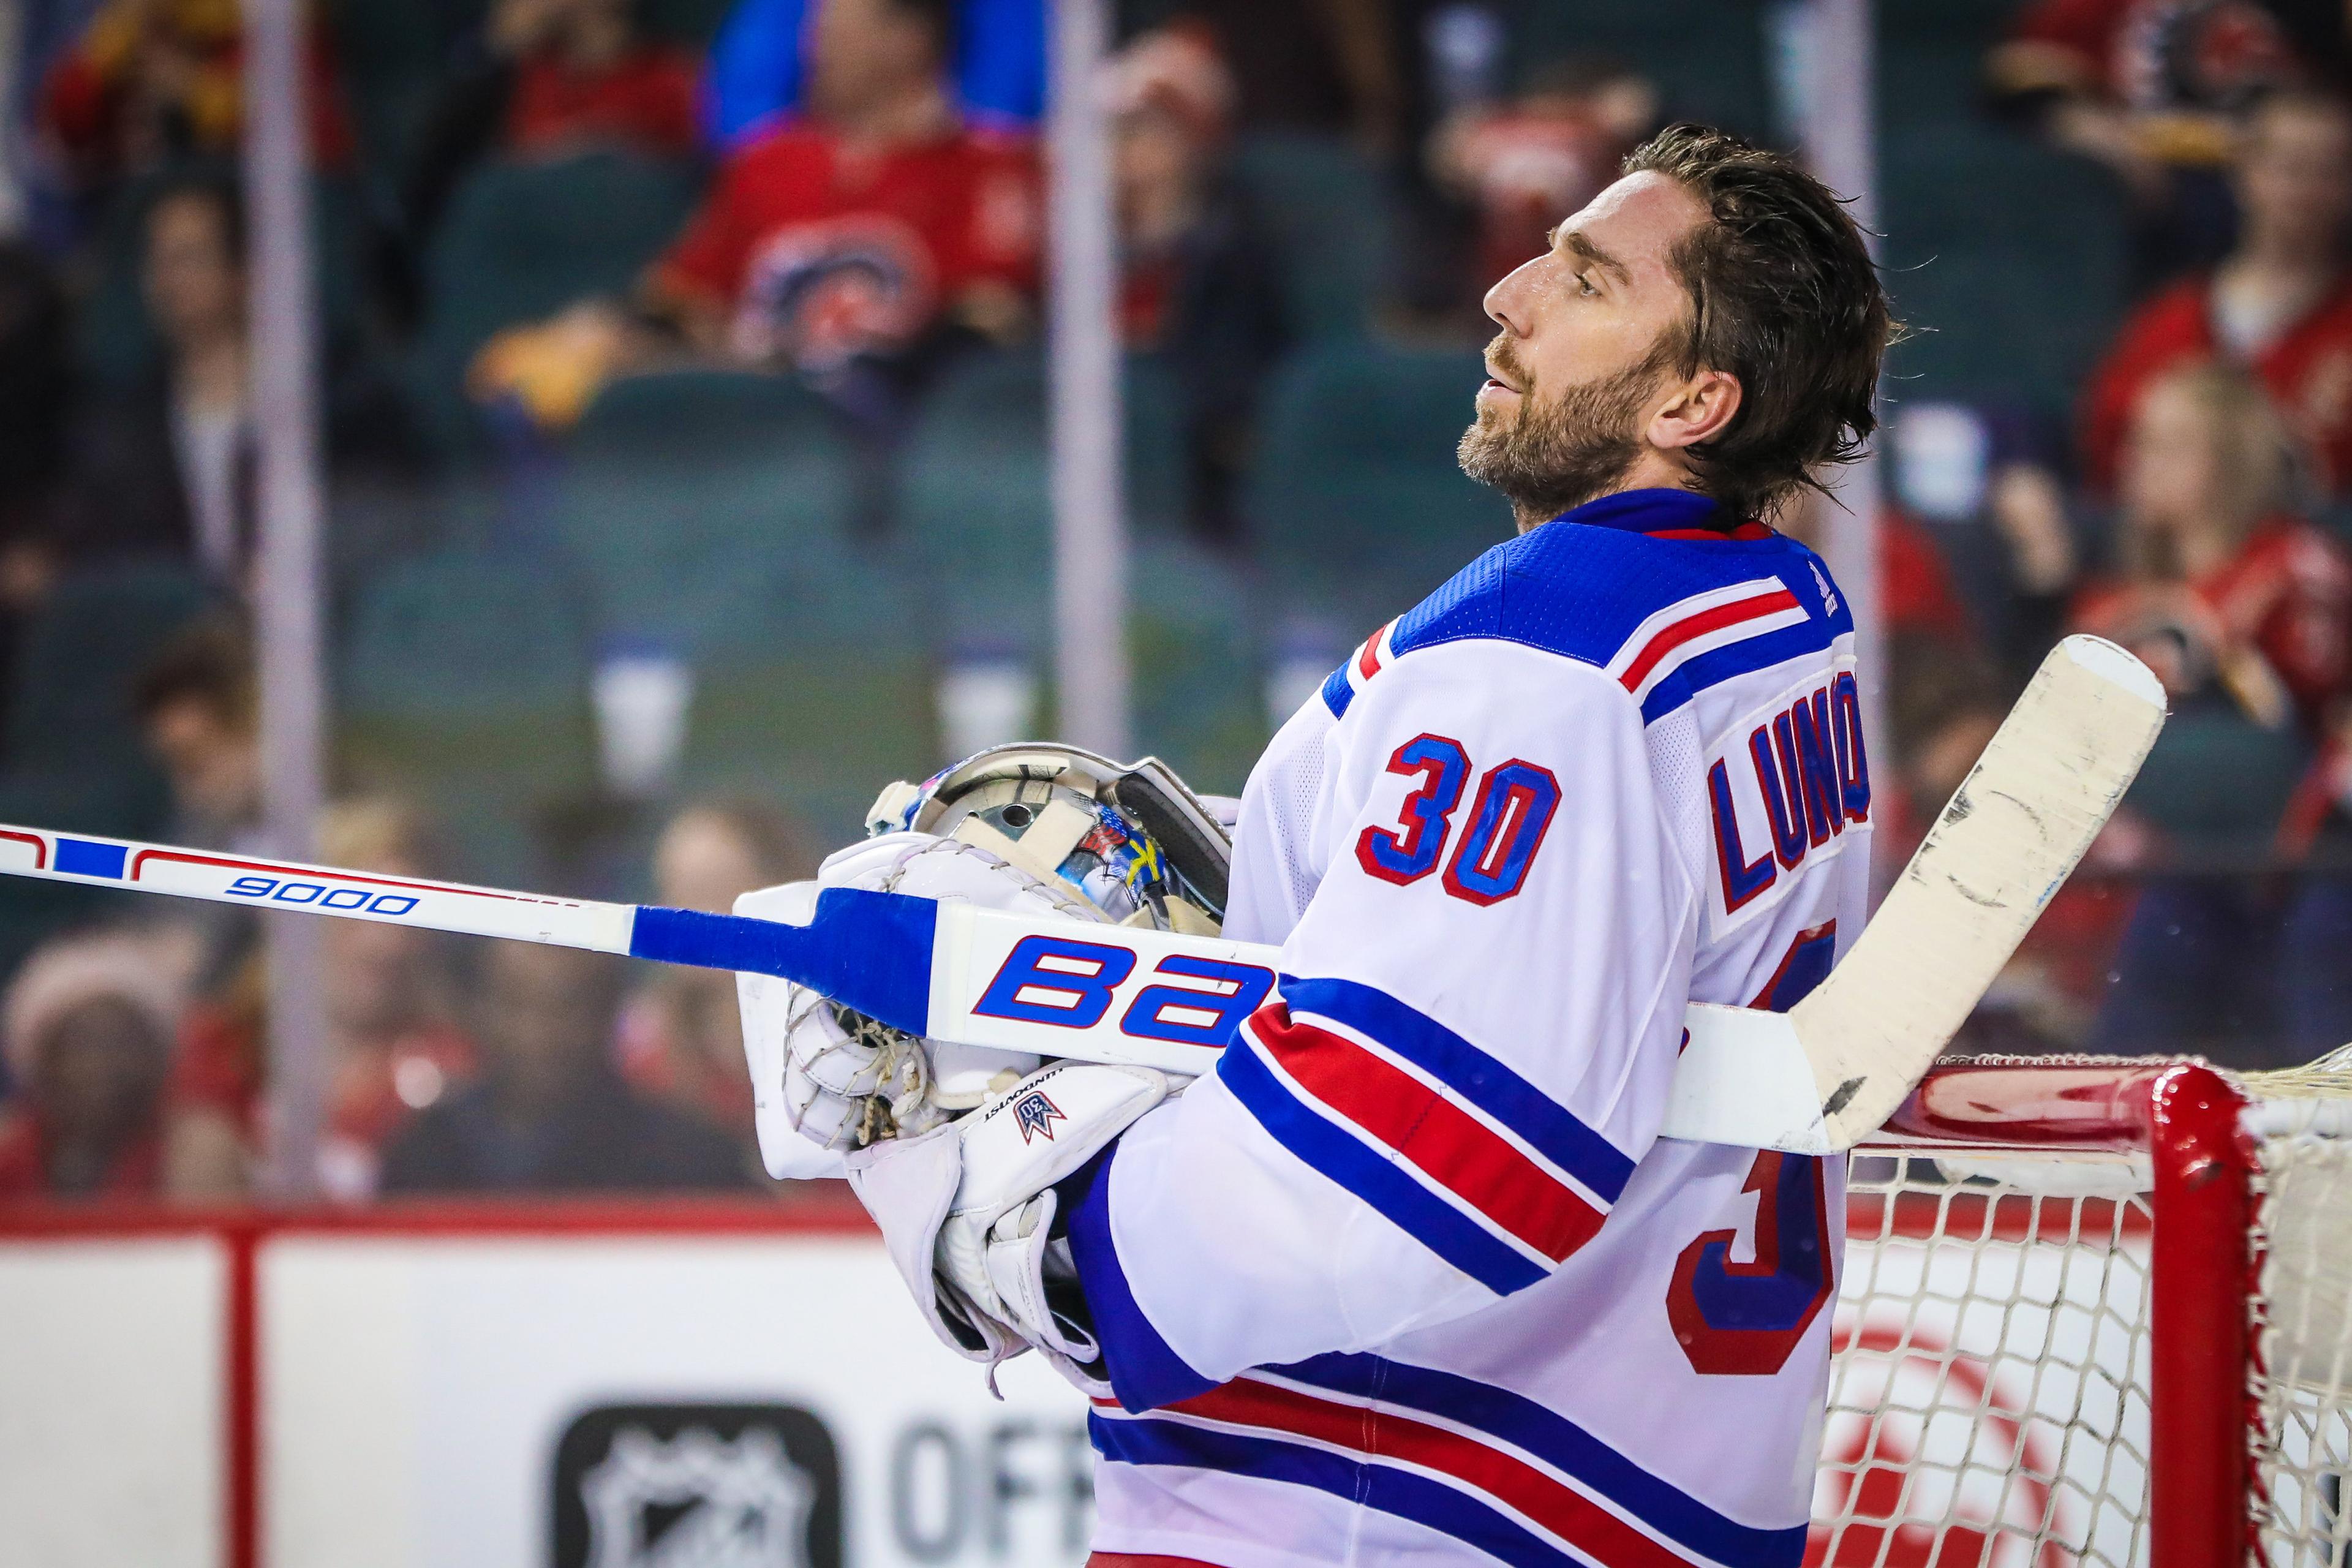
[1550,225,1631,285]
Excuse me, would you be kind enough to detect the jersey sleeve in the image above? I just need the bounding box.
[1062,639,1702,1409]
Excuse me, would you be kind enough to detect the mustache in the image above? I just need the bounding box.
[1485,334,1529,389]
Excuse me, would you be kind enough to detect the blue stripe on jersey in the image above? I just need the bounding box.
[1320,660,1354,720]
[1277,975,1636,1204]
[1281,1352,1809,1565]
[1089,1413,1594,1568]
[1060,1147,1218,1412]
[1218,1041,1545,1295]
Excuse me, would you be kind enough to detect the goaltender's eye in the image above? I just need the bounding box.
[1575,273,1599,298]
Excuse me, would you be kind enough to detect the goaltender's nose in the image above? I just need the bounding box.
[1483,249,1545,338]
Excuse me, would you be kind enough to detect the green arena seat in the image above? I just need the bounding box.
[2120,709,2311,861]
[552,370,864,656]
[679,533,940,842]
[1245,341,1511,641]
[1510,0,1773,141]
[1128,536,1265,797]
[899,349,1191,656]
[1879,127,2130,422]
[7,564,216,776]
[1229,134,1397,341]
[338,548,598,883]
[329,0,478,173]
[408,152,700,454]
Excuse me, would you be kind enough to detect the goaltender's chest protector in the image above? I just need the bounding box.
[1094,489,1872,1562]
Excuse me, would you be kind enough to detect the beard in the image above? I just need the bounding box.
[1458,336,1672,526]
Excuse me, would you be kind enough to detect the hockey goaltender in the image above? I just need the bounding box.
[743,123,1896,1568]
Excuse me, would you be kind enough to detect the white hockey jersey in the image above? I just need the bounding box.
[1058,486,1873,1567]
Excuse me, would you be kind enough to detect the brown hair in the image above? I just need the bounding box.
[1621,124,1894,520]
[2120,361,2304,576]
[133,615,255,733]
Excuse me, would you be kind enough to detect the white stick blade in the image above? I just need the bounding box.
[1803,635,2166,1148]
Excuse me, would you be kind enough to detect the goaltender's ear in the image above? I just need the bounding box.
[1646,368,1743,453]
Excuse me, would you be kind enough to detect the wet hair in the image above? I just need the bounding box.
[1621,124,1896,520]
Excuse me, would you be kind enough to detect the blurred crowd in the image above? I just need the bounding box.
[6,0,2352,1200]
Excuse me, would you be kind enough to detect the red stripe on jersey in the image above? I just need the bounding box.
[1169,1379,1695,1568]
[1615,588,1800,696]
[1645,521,1775,541]
[1247,1008,1605,1263]
[1356,620,1393,682]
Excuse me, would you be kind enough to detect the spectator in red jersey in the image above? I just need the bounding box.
[164,799,477,1200]
[473,0,1042,432]
[1107,24,1289,537]
[2076,362,2352,734]
[39,0,355,191]
[616,799,814,1158]
[645,0,1039,372]
[2079,90,2352,495]
[1987,0,2305,284]
[0,931,192,1200]
[402,0,703,249]
[2075,363,2352,1063]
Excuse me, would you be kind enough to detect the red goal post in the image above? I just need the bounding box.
[1823,1056,2352,1567]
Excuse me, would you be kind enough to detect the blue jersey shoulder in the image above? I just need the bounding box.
[1321,507,1855,725]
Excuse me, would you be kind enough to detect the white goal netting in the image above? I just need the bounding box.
[1809,1068,2352,1567]
[1814,1152,2157,1566]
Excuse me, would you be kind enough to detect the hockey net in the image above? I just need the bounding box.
[1808,1057,2352,1567]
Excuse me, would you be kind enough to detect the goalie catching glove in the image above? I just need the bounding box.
[845,1059,1168,1389]
[737,744,1234,1177]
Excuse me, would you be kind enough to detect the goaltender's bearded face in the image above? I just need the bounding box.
[1460,170,1744,530]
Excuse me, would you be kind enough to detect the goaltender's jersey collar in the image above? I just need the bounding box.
[1546,487,1776,541]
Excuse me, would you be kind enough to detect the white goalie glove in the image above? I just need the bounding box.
[846,1059,1168,1387]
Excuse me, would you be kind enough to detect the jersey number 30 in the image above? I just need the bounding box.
[1355,734,1561,905]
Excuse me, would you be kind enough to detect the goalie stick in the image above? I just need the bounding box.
[0,635,2162,1154]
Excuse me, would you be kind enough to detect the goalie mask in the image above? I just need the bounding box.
[866,744,1231,936]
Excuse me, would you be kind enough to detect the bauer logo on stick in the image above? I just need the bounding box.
[1012,1090,1066,1144]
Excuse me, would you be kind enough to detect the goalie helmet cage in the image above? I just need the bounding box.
[1815,1057,2352,1566]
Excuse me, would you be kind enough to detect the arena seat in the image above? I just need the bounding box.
[679,533,939,842]
[1244,341,1508,647]
[408,152,699,454]
[1510,1,1772,141]
[1128,535,1265,797]
[330,0,475,175]
[1229,134,1397,341]
[2120,707,2312,857]
[552,369,862,655]
[6,564,216,777]
[339,547,598,884]
[1879,127,2130,422]
[899,348,1190,653]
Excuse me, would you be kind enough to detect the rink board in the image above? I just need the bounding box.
[0,1202,2162,1568]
